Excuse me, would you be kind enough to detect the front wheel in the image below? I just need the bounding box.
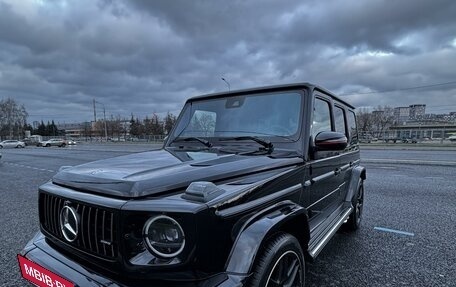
[346,179,364,231]
[249,233,305,287]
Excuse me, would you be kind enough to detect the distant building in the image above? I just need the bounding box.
[409,104,426,120]
[394,107,410,124]
[57,122,87,138]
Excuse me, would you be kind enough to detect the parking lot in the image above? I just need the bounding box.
[1,144,455,286]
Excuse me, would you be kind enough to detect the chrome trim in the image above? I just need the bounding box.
[310,170,335,184]
[143,215,186,258]
[216,184,302,217]
[41,193,118,259]
[306,187,340,210]
[340,163,351,171]
[59,205,79,243]
[306,163,351,186]
[309,207,352,258]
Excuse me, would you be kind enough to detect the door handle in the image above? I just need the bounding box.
[334,168,341,175]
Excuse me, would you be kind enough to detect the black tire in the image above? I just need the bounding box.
[0,145,3,149]
[249,233,305,287]
[46,144,51,147]
[346,179,364,231]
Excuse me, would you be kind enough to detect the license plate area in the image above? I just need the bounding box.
[17,255,75,287]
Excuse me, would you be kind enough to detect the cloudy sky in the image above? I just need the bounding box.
[1,0,456,124]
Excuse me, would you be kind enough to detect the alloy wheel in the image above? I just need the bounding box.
[265,250,303,287]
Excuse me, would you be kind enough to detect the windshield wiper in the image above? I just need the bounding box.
[173,137,212,148]
[221,136,274,153]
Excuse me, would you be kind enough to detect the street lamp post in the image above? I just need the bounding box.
[221,78,230,92]
[95,100,108,142]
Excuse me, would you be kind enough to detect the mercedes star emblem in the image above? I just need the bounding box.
[60,205,79,242]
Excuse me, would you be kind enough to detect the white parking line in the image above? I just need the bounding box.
[3,162,55,173]
[364,158,456,166]
[424,176,444,180]
[374,226,415,237]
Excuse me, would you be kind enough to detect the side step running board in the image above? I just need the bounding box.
[308,207,353,258]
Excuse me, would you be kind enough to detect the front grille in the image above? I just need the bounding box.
[40,193,118,259]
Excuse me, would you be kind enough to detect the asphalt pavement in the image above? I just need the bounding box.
[1,144,455,286]
[361,148,456,166]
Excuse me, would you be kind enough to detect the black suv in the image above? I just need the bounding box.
[19,83,365,287]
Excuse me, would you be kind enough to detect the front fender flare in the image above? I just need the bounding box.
[225,200,308,275]
[345,165,366,203]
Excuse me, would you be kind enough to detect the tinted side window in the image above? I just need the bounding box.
[312,98,332,138]
[347,110,358,144]
[334,106,346,135]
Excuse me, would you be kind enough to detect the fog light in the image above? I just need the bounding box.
[143,215,185,258]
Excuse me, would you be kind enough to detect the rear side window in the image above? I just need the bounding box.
[312,98,332,138]
[347,110,358,144]
[334,106,346,135]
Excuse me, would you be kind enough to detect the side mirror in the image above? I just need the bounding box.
[315,131,348,151]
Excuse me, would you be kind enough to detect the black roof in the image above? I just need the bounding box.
[187,82,355,109]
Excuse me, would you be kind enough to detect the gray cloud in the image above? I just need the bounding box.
[0,0,456,124]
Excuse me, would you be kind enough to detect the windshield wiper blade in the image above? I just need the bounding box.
[221,136,274,153]
[173,137,212,148]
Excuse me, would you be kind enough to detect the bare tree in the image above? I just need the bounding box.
[0,98,28,139]
[164,112,177,135]
[356,108,374,136]
[371,106,395,138]
[198,113,216,136]
[82,122,92,140]
[356,106,395,139]
[107,115,123,138]
[149,113,163,135]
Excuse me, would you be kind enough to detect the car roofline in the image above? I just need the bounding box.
[186,82,355,109]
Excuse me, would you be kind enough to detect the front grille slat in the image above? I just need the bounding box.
[52,196,58,235]
[43,194,48,230]
[40,193,118,259]
[87,206,93,252]
[94,209,99,254]
[81,205,86,249]
[102,210,106,255]
[57,198,63,237]
[110,213,114,257]
[49,195,54,234]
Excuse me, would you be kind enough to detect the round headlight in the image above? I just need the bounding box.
[143,215,185,258]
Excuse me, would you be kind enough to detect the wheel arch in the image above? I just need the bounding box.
[345,165,366,203]
[224,200,310,275]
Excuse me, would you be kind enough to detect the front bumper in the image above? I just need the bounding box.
[21,232,247,287]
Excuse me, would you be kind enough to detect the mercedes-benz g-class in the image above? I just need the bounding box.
[19,83,366,287]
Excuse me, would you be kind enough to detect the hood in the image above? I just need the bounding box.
[52,149,302,198]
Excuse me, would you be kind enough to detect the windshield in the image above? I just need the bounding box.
[171,91,302,141]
